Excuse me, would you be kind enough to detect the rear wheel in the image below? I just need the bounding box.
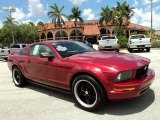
[115,49,119,52]
[72,75,105,111]
[146,47,150,52]
[128,48,133,53]
[12,66,26,87]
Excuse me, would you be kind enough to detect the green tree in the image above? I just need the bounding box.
[28,22,39,42]
[69,6,83,40]
[112,1,134,30]
[3,16,18,44]
[47,3,67,39]
[99,6,113,35]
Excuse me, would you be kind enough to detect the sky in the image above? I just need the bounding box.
[0,0,160,30]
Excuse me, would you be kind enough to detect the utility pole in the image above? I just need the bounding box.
[150,0,153,40]
[2,6,16,44]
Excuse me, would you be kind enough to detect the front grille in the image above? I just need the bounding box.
[135,65,148,79]
[105,46,112,48]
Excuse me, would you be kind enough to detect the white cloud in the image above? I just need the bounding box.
[27,0,45,18]
[83,8,96,20]
[143,0,160,4]
[12,8,26,21]
[133,0,138,6]
[96,0,101,3]
[0,21,3,29]
[69,0,87,5]
[0,10,4,13]
[131,7,160,30]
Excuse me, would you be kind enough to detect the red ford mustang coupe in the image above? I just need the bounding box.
[8,40,155,111]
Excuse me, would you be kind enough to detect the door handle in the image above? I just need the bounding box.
[27,60,31,63]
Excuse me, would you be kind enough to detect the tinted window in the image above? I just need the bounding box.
[102,36,116,40]
[52,41,94,58]
[29,44,55,57]
[29,45,40,56]
[19,48,26,55]
[22,45,27,48]
[130,35,145,39]
[11,45,20,48]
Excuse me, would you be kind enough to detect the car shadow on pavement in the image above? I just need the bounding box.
[130,50,149,53]
[26,83,74,103]
[25,84,155,115]
[95,89,155,115]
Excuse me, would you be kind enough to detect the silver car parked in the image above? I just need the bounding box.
[98,35,120,52]
[9,44,28,54]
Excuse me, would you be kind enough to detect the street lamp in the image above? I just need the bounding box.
[2,6,16,44]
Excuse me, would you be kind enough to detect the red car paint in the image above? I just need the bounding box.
[7,40,155,100]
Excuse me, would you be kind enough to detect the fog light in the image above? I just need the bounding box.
[113,88,135,92]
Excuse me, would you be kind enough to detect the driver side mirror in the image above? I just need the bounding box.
[40,52,55,60]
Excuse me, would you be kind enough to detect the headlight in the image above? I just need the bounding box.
[115,70,132,83]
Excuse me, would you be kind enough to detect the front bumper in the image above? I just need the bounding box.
[129,44,151,49]
[98,45,119,50]
[107,69,155,100]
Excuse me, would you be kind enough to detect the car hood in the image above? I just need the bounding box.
[68,51,150,71]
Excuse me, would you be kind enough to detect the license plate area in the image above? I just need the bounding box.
[137,45,145,48]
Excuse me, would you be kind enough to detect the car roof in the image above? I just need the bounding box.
[35,40,77,44]
[102,35,116,37]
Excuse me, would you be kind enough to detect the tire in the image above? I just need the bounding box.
[72,75,105,111]
[12,66,26,87]
[4,58,8,61]
[128,48,132,53]
[115,49,119,52]
[146,47,150,52]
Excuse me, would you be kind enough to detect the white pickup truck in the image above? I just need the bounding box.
[128,34,151,52]
[98,35,120,52]
[0,47,9,60]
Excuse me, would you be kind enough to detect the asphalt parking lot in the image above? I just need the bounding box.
[0,49,159,120]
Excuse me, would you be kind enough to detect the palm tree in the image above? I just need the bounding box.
[28,22,37,42]
[99,6,113,35]
[37,21,49,40]
[69,6,83,40]
[37,21,44,29]
[112,1,134,29]
[3,16,18,44]
[47,3,67,39]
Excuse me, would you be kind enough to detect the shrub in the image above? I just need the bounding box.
[151,40,160,48]
[117,35,128,48]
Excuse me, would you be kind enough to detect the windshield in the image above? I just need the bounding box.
[102,36,116,40]
[130,35,145,39]
[52,41,94,58]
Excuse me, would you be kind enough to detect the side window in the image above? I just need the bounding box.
[29,44,55,57]
[22,45,27,48]
[29,45,40,56]
[19,48,26,55]
[11,45,20,48]
[39,45,55,57]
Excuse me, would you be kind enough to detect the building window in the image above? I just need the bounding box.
[70,30,83,40]
[55,31,68,40]
[47,32,53,40]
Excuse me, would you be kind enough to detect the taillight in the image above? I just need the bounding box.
[130,40,132,44]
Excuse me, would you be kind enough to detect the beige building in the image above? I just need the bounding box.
[39,20,149,44]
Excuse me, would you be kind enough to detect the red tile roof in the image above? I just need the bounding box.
[83,25,100,35]
[40,20,149,32]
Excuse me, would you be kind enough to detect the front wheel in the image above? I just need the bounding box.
[115,49,119,52]
[128,48,133,53]
[12,66,26,87]
[72,75,105,111]
[146,47,150,52]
